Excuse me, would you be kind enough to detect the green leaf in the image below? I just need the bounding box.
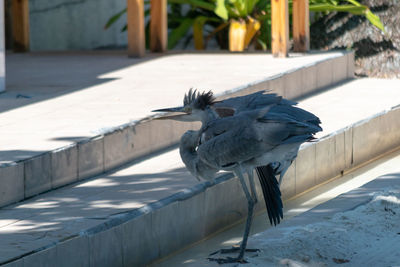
[328,0,338,5]
[168,18,194,49]
[232,0,247,17]
[345,0,362,7]
[247,0,260,14]
[365,9,385,32]
[168,0,216,11]
[215,0,229,20]
[104,8,127,29]
[256,38,267,50]
[309,3,365,14]
[309,0,385,33]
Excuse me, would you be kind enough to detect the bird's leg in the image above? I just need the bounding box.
[248,170,258,204]
[236,169,255,260]
[278,174,283,186]
[278,164,291,186]
[208,168,257,264]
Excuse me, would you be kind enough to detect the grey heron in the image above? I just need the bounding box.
[153,90,321,263]
[153,89,321,224]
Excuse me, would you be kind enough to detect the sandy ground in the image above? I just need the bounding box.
[245,188,400,266]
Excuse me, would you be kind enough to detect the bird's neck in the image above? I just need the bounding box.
[200,107,218,125]
[179,141,198,177]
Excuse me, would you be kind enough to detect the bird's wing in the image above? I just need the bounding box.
[202,105,274,142]
[198,124,270,168]
[213,91,296,117]
[215,91,321,129]
[198,104,321,168]
[255,119,320,146]
[268,105,322,128]
[198,109,278,168]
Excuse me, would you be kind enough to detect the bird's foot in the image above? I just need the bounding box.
[209,245,259,256]
[208,246,259,264]
[207,256,248,264]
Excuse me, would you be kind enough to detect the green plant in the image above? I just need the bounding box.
[308,0,385,31]
[105,0,385,50]
[105,0,264,50]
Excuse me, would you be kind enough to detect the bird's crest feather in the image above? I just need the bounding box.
[183,88,216,110]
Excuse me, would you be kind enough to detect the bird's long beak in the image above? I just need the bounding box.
[152,106,185,113]
[152,106,193,121]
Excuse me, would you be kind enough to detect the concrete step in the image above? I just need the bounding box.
[1,77,400,267]
[0,51,353,208]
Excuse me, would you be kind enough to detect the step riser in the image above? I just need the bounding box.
[282,105,400,199]
[0,52,354,208]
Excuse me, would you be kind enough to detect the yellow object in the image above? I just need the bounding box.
[193,18,205,50]
[193,27,204,50]
[244,17,261,49]
[229,20,247,52]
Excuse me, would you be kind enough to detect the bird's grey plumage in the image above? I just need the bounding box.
[209,90,321,225]
[152,89,322,263]
[214,90,321,178]
[179,130,219,180]
[152,89,321,226]
[213,90,294,116]
[179,106,319,263]
[197,106,318,172]
[153,90,286,224]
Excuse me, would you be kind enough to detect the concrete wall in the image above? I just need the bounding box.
[29,0,128,50]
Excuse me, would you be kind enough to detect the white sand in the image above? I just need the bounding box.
[247,188,400,267]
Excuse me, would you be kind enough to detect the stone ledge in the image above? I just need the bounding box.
[3,103,400,267]
[0,51,353,208]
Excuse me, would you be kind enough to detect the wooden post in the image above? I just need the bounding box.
[150,0,167,52]
[293,0,309,52]
[126,0,145,57]
[12,0,30,52]
[271,0,289,57]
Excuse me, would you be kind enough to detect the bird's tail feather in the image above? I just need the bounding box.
[255,165,283,226]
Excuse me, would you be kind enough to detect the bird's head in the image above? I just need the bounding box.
[152,89,216,121]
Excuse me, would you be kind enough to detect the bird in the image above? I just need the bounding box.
[152,90,322,263]
[153,89,321,224]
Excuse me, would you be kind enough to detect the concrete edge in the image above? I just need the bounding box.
[3,100,400,267]
[0,51,353,208]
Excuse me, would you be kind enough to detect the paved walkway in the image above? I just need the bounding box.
[2,51,343,163]
[1,76,400,264]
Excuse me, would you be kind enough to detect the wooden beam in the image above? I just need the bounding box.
[293,0,309,52]
[150,0,167,52]
[12,0,30,52]
[271,0,289,57]
[126,0,145,57]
